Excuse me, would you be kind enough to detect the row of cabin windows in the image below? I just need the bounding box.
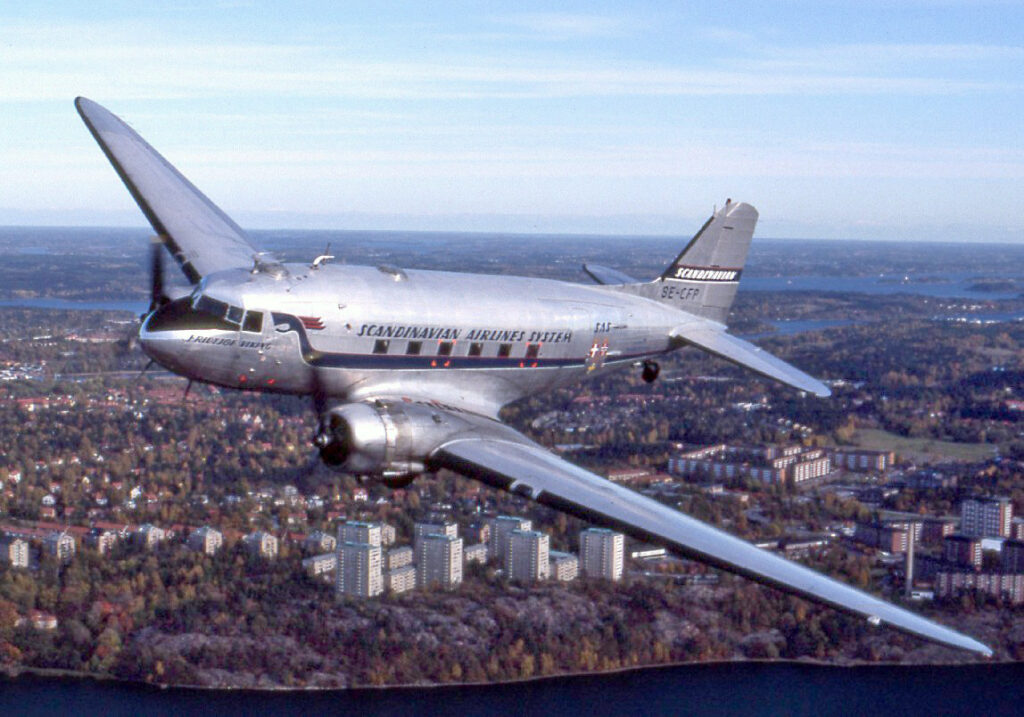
[372,339,542,359]
[193,295,263,333]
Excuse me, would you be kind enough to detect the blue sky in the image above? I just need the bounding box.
[2,1,1022,240]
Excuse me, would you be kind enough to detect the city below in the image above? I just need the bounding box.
[2,228,1024,687]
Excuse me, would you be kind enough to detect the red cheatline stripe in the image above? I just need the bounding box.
[299,316,324,330]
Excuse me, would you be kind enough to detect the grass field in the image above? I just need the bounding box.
[850,428,996,463]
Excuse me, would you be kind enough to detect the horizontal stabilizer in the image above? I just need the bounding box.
[582,263,640,286]
[672,323,831,397]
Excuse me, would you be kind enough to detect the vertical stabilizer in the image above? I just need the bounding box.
[625,200,757,324]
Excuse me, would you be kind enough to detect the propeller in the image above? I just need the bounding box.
[120,236,171,371]
[148,235,170,316]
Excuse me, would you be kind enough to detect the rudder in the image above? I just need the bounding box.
[626,200,757,324]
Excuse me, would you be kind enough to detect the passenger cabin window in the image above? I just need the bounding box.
[242,311,263,333]
[373,339,390,354]
[497,343,512,358]
[468,342,483,357]
[525,343,540,359]
[406,341,422,355]
[437,341,454,356]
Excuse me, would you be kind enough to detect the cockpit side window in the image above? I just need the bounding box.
[242,311,263,333]
[195,295,230,319]
[192,294,250,330]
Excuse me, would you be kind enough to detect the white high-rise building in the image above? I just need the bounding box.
[506,530,550,582]
[336,542,383,598]
[42,531,75,563]
[386,545,414,570]
[961,497,1012,538]
[487,515,531,561]
[387,565,417,594]
[579,528,624,581]
[339,521,382,547]
[0,537,29,568]
[549,551,579,582]
[414,520,458,549]
[188,526,223,555]
[244,531,279,559]
[417,534,463,590]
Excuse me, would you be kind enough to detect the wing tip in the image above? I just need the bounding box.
[74,96,98,119]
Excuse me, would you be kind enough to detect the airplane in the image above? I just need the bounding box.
[74,97,991,657]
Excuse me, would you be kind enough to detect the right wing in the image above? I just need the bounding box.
[427,413,990,656]
[672,321,831,398]
[76,97,261,283]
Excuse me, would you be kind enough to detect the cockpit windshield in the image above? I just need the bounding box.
[146,293,262,333]
[192,294,260,331]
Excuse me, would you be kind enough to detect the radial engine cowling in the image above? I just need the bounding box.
[315,400,471,480]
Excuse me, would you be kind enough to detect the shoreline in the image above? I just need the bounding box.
[2,655,1014,693]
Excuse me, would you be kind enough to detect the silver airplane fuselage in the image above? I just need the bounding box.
[141,261,686,416]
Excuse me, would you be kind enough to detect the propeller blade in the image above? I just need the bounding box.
[149,237,167,313]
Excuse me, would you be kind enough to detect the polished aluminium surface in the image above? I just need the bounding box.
[76,97,991,656]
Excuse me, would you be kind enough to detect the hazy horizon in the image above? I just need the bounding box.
[2,2,1022,244]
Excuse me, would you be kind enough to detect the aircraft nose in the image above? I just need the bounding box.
[137,298,197,370]
[138,313,175,366]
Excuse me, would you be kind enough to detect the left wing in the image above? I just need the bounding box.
[425,412,990,656]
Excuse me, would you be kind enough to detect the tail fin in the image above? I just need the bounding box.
[631,200,757,324]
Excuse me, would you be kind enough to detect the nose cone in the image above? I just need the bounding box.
[139,307,188,374]
[137,297,210,377]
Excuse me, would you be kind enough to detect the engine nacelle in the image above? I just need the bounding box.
[641,360,660,384]
[315,400,471,480]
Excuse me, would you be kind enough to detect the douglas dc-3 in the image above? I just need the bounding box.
[75,97,990,656]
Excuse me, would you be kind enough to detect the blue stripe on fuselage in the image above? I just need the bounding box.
[270,312,648,371]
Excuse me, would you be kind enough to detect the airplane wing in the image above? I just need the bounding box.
[76,97,261,283]
[672,322,831,398]
[425,413,990,656]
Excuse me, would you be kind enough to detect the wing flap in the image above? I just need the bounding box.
[76,97,260,282]
[673,322,831,397]
[431,428,990,656]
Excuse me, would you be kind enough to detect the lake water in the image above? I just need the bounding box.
[743,274,1022,299]
[2,662,1022,716]
[0,298,146,314]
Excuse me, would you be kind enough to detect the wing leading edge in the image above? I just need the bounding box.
[428,418,990,656]
[75,97,260,282]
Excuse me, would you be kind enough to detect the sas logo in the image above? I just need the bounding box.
[670,265,741,282]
